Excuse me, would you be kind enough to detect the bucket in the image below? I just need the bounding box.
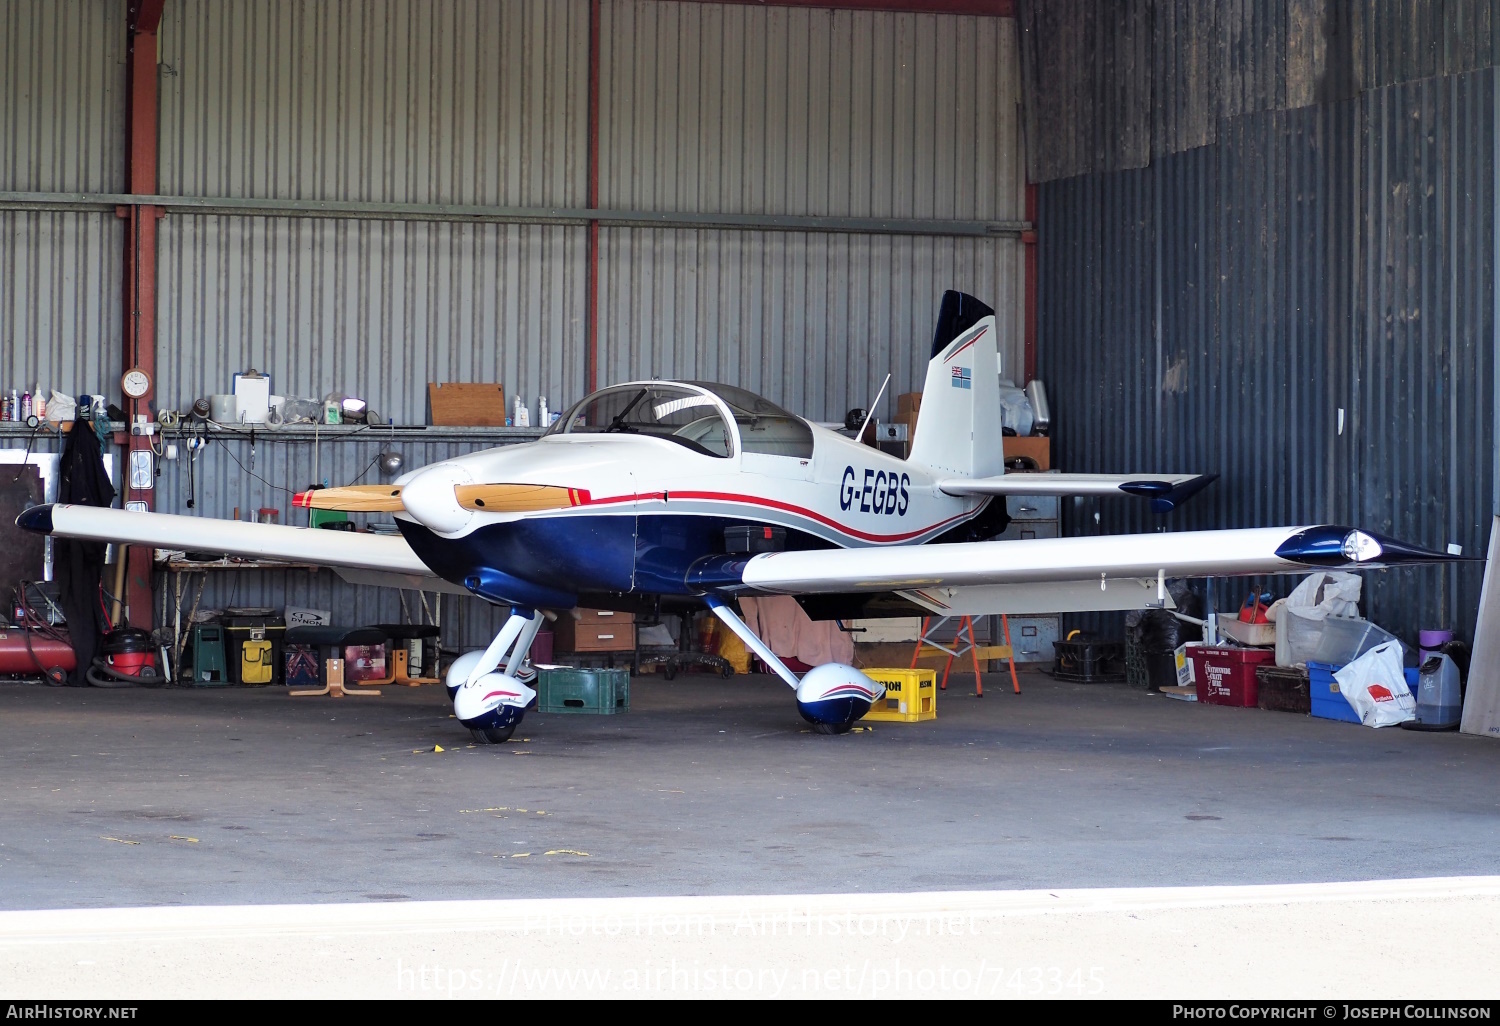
[1418,628,1454,664]
[209,394,236,422]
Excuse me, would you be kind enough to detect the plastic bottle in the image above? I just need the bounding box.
[1,393,9,421]
[514,394,529,428]
[1407,654,1462,730]
[33,385,43,419]
[537,395,548,426]
[20,390,30,420]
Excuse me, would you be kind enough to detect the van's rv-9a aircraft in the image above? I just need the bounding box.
[18,292,1461,741]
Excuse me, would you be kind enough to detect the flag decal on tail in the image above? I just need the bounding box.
[951,366,972,389]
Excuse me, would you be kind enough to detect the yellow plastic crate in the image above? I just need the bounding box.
[861,667,937,723]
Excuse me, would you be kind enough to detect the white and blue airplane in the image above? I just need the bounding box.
[18,292,1460,741]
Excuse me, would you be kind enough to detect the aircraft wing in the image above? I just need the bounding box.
[939,472,1217,513]
[695,525,1463,616]
[16,504,466,594]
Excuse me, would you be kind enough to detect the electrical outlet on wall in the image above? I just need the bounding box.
[128,450,154,491]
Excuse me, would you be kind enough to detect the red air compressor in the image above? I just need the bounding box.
[0,632,76,676]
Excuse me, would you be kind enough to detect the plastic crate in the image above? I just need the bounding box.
[1255,664,1310,714]
[861,668,937,723]
[1217,617,1276,647]
[1309,661,1419,724]
[1051,639,1125,682]
[537,666,630,714]
[1190,646,1276,706]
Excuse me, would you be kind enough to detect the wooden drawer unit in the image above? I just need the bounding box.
[555,610,635,653]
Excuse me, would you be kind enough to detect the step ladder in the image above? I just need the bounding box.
[909,615,1020,697]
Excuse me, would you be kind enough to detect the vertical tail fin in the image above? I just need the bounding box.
[907,291,1002,478]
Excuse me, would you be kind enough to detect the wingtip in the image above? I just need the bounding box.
[1146,473,1219,514]
[15,503,55,534]
[1276,525,1472,567]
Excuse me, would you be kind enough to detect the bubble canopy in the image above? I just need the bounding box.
[546,382,813,459]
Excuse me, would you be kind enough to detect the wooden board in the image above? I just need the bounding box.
[427,383,507,426]
[1003,436,1051,471]
[1460,516,1500,740]
[0,467,44,603]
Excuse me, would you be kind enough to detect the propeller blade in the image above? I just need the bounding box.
[454,484,591,513]
[293,485,405,512]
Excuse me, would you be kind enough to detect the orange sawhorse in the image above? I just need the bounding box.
[910,615,1021,696]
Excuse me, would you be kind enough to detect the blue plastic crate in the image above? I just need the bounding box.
[1308,661,1418,724]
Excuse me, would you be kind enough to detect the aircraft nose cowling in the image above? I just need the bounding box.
[400,462,475,535]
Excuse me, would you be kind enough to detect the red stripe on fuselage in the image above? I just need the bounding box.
[567,489,976,544]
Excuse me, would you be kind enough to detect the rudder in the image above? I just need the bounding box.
[907,290,1002,478]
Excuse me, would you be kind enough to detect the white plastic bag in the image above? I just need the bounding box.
[1285,572,1362,620]
[1333,641,1415,727]
[44,390,75,424]
[1275,573,1363,665]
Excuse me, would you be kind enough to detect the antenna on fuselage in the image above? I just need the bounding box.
[856,373,892,445]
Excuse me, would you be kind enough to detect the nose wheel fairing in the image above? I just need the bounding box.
[397,512,833,605]
[397,515,639,604]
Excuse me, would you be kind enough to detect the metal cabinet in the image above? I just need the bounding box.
[994,492,1059,664]
[1006,494,1059,521]
[998,519,1058,542]
[1003,616,1058,664]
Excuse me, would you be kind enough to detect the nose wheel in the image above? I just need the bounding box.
[448,608,545,743]
[471,714,525,744]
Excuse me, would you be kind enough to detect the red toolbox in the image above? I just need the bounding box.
[1190,646,1275,706]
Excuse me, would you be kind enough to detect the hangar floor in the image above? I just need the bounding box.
[3,669,1499,911]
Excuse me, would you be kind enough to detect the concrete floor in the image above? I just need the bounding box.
[3,669,1499,911]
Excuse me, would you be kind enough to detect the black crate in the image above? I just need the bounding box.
[1255,665,1310,714]
[725,524,786,554]
[1051,639,1125,683]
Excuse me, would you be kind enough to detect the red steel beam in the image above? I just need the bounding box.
[121,0,164,630]
[585,0,601,397]
[681,1,1013,15]
[132,0,166,34]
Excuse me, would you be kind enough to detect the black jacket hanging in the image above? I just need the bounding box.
[55,422,116,685]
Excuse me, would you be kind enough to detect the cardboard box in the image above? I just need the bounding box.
[428,382,507,426]
[1002,435,1050,471]
[896,392,923,416]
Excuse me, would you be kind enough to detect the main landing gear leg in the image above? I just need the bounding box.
[446,607,541,745]
[704,595,884,736]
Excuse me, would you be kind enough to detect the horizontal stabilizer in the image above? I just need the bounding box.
[939,473,1218,513]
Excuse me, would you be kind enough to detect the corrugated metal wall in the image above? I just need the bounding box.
[0,0,124,400]
[597,2,1026,418]
[154,0,590,422]
[597,230,1023,419]
[147,0,1025,426]
[1039,66,1496,643]
[1021,0,1500,182]
[154,217,586,426]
